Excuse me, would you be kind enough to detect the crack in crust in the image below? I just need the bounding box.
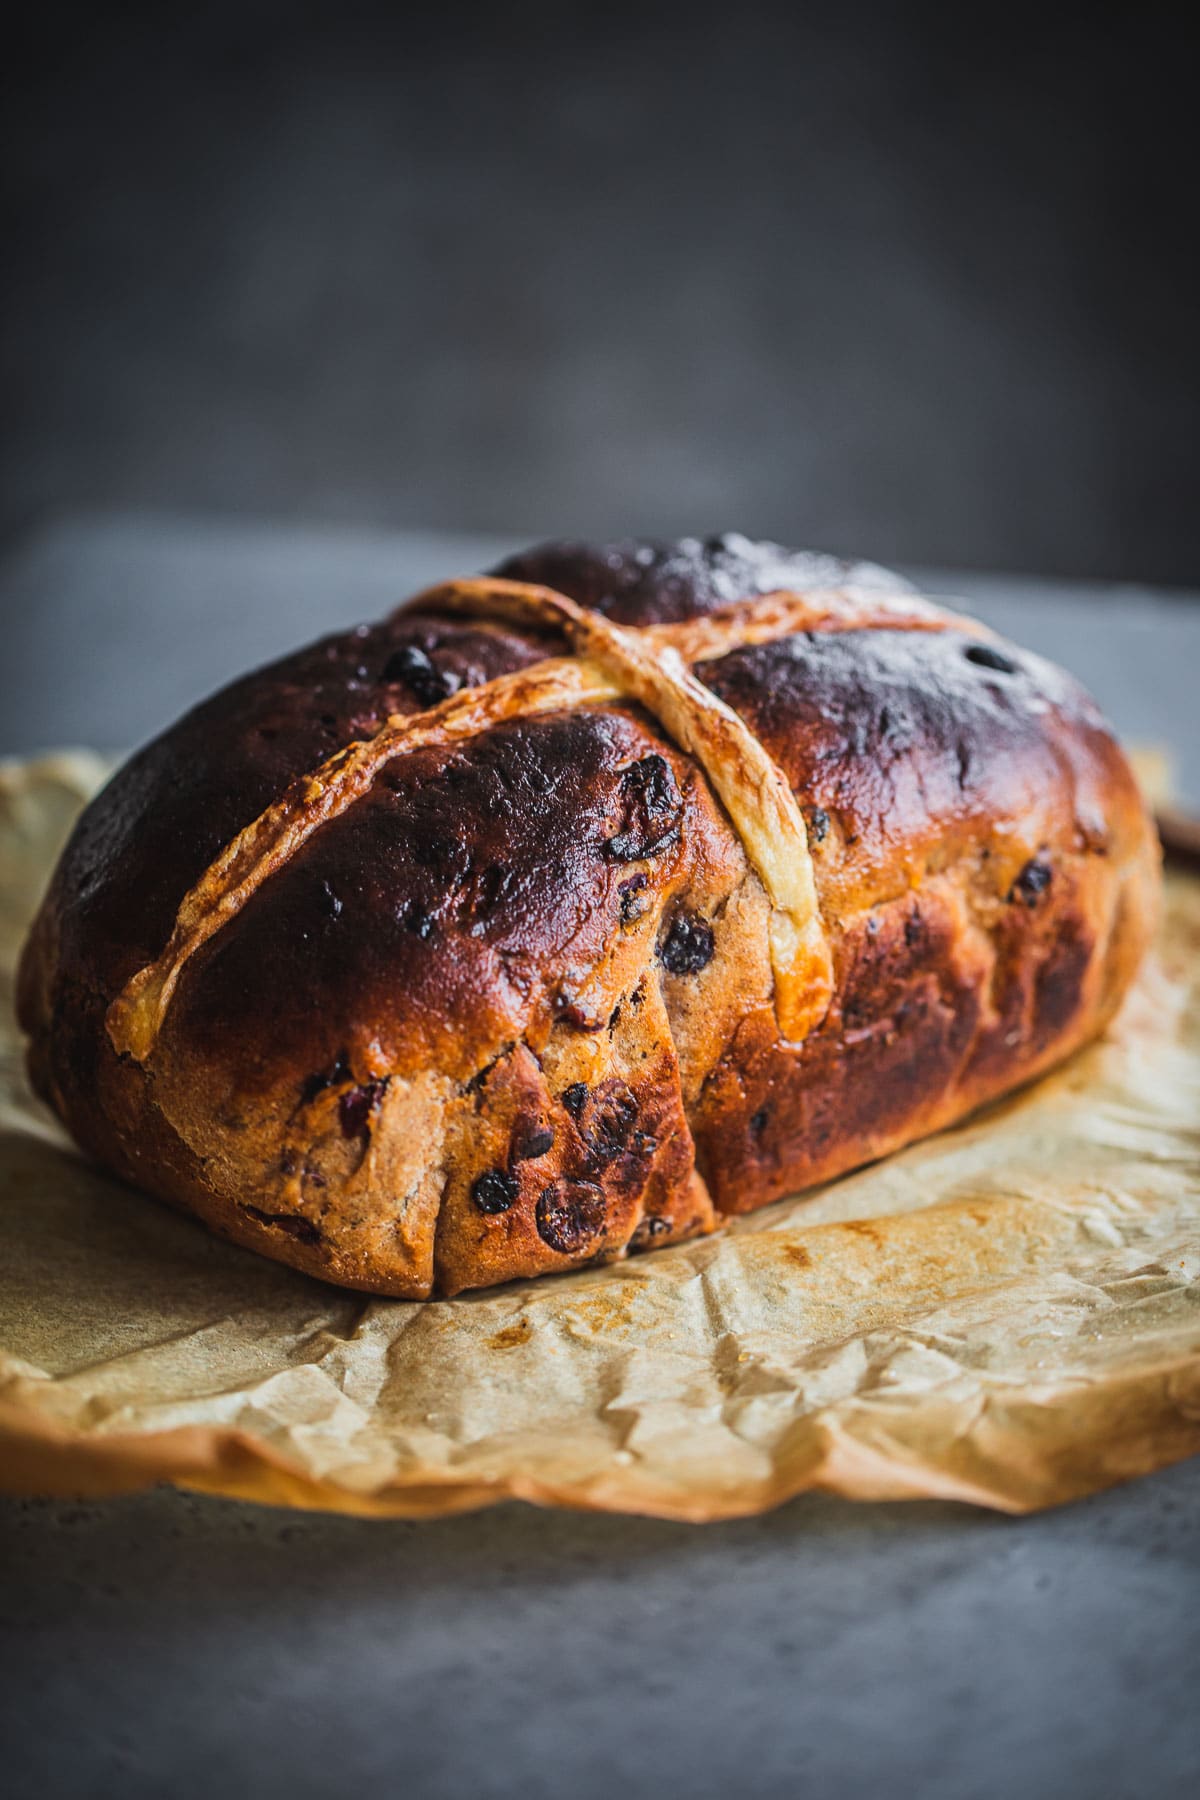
[106,578,979,1064]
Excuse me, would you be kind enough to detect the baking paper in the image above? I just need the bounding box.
[1,753,1197,1517]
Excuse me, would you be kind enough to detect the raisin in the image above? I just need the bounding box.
[401,901,436,939]
[471,1168,520,1213]
[338,1079,388,1140]
[1010,858,1053,905]
[632,754,676,810]
[561,1082,589,1119]
[535,1179,606,1253]
[382,643,456,709]
[965,643,1018,674]
[904,910,923,947]
[300,1050,351,1105]
[242,1205,322,1245]
[631,1213,673,1248]
[511,1120,554,1163]
[580,1080,640,1166]
[659,912,715,975]
[807,806,830,843]
[604,753,682,862]
[606,828,665,863]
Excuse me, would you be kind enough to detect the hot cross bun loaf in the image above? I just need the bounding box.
[18,536,1160,1296]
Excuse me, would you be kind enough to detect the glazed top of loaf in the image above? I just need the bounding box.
[492,533,910,624]
[21,538,1143,1114]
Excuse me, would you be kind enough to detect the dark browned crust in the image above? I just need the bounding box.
[18,538,1160,1297]
[491,533,911,625]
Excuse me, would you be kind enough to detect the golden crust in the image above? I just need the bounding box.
[18,539,1161,1297]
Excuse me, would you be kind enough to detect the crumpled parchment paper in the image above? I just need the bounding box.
[1,753,1198,1518]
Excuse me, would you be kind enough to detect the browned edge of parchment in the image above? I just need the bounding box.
[4,1348,1200,1521]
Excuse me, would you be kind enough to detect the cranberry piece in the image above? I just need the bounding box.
[535,1179,606,1253]
[338,1079,387,1140]
[659,912,715,975]
[471,1168,520,1214]
[554,990,606,1032]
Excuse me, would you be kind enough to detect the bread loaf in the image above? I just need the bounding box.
[18,536,1160,1296]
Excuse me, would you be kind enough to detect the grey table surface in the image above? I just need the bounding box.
[1,514,1198,1800]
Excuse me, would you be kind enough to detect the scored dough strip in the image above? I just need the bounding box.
[106,580,982,1063]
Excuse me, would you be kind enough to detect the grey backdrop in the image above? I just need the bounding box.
[4,1,1198,584]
